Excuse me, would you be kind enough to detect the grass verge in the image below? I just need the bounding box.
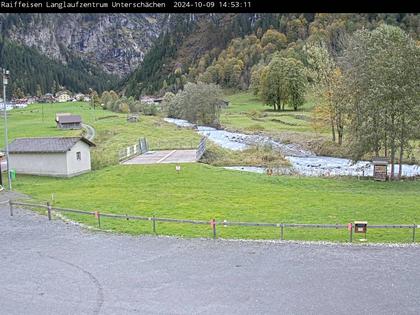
[12,163,420,243]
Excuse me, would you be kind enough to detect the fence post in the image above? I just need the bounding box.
[152,214,156,234]
[47,202,52,221]
[280,223,284,240]
[9,200,13,216]
[413,224,416,243]
[348,223,353,243]
[211,219,216,239]
[95,211,101,228]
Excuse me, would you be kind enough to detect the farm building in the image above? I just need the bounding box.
[8,137,95,177]
[140,96,163,104]
[40,93,55,103]
[56,114,82,129]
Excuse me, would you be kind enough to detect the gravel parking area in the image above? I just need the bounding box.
[0,192,419,315]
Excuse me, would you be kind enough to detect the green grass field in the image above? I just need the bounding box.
[0,102,201,169]
[0,102,95,145]
[222,92,324,135]
[12,163,420,243]
[222,92,420,161]
[3,99,419,243]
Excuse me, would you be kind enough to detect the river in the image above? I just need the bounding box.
[164,118,420,177]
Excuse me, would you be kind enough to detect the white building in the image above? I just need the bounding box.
[56,92,71,103]
[8,137,95,177]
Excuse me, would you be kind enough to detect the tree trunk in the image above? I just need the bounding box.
[384,109,388,157]
[330,114,336,143]
[336,113,343,146]
[398,116,405,179]
[390,114,395,180]
[390,140,396,180]
[398,145,403,179]
[338,128,343,146]
[384,132,388,157]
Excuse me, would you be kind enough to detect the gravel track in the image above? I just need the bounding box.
[1,192,419,314]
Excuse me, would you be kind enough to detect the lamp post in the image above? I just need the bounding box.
[2,68,11,190]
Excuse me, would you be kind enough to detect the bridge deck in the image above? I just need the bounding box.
[122,150,197,165]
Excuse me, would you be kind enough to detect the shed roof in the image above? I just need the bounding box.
[372,157,389,165]
[58,115,82,124]
[8,137,95,153]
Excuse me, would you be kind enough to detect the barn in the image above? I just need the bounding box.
[8,137,95,177]
[56,114,82,129]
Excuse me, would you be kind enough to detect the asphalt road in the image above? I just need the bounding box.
[1,193,419,315]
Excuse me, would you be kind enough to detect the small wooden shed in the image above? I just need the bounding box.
[56,114,82,129]
[372,157,389,181]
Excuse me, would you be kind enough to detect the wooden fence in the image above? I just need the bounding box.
[8,200,418,243]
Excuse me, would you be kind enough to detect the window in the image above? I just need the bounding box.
[76,152,81,160]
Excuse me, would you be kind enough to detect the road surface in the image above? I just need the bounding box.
[82,123,96,141]
[0,192,419,314]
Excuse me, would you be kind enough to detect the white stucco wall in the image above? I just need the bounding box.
[66,141,92,176]
[9,140,92,177]
[9,152,68,176]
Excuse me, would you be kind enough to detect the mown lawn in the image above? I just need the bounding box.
[0,102,201,169]
[0,102,98,146]
[12,163,420,243]
[223,92,420,161]
[222,92,325,135]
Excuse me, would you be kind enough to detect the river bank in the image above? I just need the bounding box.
[164,118,420,178]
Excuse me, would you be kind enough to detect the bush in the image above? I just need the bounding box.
[165,82,223,127]
[141,103,159,116]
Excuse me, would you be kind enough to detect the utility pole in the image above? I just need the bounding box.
[2,68,11,190]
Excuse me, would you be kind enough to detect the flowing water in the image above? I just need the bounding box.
[164,118,420,177]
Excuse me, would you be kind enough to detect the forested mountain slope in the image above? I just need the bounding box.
[124,13,419,97]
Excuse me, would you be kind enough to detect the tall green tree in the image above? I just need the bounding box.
[260,56,306,111]
[167,82,223,126]
[287,58,307,110]
[342,24,420,179]
[305,41,347,144]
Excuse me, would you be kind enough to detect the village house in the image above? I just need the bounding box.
[74,93,85,101]
[56,113,82,129]
[40,93,56,103]
[140,96,163,105]
[8,137,95,177]
[56,91,71,103]
[12,98,29,108]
